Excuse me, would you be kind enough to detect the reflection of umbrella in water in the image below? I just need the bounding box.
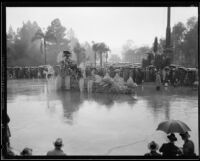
[156,120,191,134]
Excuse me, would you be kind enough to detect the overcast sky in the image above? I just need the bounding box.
[6,7,197,57]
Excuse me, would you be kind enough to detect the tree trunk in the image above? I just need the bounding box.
[100,52,103,67]
[94,52,96,67]
[76,53,79,66]
[106,52,108,65]
[44,40,47,65]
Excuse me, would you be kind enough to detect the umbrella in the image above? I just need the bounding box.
[156,120,191,134]
[164,66,170,70]
[115,69,120,72]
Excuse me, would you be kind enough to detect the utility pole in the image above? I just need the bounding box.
[165,7,171,49]
[164,7,173,65]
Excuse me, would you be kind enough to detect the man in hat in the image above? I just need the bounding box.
[20,147,33,156]
[159,133,181,156]
[179,132,196,156]
[47,138,67,156]
[144,141,161,156]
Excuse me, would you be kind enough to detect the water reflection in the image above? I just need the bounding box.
[7,80,198,155]
[145,95,171,120]
[47,91,138,124]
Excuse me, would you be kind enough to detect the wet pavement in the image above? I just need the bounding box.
[7,79,198,155]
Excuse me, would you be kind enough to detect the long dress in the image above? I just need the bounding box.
[79,70,85,92]
[87,70,95,93]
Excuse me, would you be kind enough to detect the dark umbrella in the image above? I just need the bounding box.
[156,120,191,134]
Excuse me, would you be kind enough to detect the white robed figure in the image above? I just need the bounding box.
[127,76,137,88]
[87,69,95,93]
[78,70,85,92]
[78,63,86,92]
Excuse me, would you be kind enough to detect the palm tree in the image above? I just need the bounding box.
[92,42,110,67]
[92,42,98,67]
[32,29,57,65]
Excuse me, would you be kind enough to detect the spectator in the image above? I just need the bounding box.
[20,147,32,156]
[144,141,161,157]
[159,133,181,156]
[47,138,67,156]
[179,132,196,156]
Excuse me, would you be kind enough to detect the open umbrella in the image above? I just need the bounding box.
[115,69,120,72]
[156,120,191,134]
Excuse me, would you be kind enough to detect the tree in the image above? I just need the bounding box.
[97,43,110,67]
[157,38,165,54]
[153,37,158,54]
[73,42,86,66]
[46,18,66,44]
[7,21,43,66]
[44,18,70,65]
[181,19,198,67]
[83,41,94,64]
[146,52,155,65]
[171,22,186,65]
[186,16,197,31]
[92,42,110,67]
[108,54,121,63]
[92,42,98,67]
[32,28,57,65]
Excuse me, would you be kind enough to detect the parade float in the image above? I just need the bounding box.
[53,50,137,94]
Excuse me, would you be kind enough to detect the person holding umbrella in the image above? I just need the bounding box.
[156,120,192,157]
[179,132,196,156]
[159,133,181,156]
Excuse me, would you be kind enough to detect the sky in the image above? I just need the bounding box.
[6,7,198,57]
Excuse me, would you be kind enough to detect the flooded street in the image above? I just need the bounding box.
[7,79,198,155]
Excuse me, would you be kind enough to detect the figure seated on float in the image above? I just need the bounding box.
[94,72,103,83]
[113,69,127,91]
[126,75,137,88]
[102,70,113,84]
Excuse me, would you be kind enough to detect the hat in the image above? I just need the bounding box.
[180,132,190,138]
[54,138,63,147]
[167,133,177,141]
[20,147,32,156]
[148,141,159,151]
